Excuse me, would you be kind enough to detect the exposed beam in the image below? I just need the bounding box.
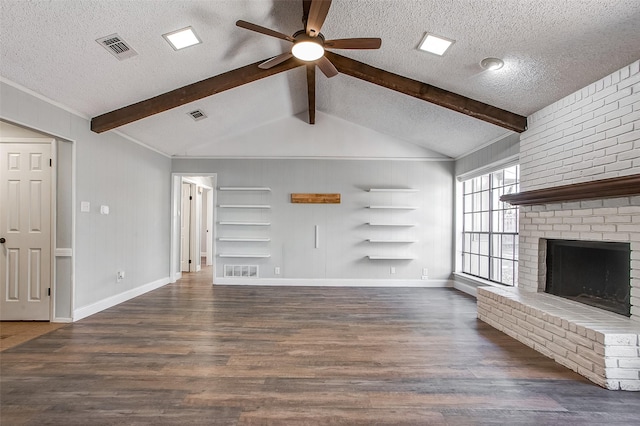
[306,64,316,124]
[91,58,304,133]
[325,51,527,133]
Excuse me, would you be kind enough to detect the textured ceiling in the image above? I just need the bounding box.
[1,0,639,158]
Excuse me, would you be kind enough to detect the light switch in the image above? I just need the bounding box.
[80,201,90,213]
[100,205,110,215]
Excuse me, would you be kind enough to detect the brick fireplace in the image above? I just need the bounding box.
[477,59,640,390]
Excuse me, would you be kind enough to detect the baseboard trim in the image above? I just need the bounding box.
[73,276,170,321]
[214,278,453,287]
[172,272,182,283]
[453,280,478,297]
[52,317,73,323]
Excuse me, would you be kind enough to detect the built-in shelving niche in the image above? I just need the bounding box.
[365,188,418,261]
[217,187,271,261]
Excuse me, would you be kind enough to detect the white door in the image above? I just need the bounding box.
[0,143,51,320]
[180,183,191,272]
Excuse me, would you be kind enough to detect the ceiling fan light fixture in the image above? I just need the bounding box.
[480,57,504,71]
[292,41,324,61]
[163,26,201,50]
[418,33,455,56]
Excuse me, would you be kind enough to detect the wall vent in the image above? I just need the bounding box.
[224,265,258,278]
[96,34,138,60]
[188,109,207,121]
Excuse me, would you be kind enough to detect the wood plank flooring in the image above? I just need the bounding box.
[1,269,639,425]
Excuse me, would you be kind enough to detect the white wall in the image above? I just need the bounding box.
[0,80,172,320]
[173,158,454,285]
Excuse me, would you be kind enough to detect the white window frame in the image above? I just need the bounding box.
[460,165,520,286]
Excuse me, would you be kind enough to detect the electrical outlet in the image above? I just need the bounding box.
[274,266,280,275]
[422,268,429,276]
[116,271,125,282]
[390,267,396,274]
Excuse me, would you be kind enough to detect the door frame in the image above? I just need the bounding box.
[180,182,193,272]
[170,173,217,283]
[204,187,214,266]
[0,118,76,323]
[0,137,55,321]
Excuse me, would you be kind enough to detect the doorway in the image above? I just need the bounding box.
[0,141,52,320]
[171,174,216,283]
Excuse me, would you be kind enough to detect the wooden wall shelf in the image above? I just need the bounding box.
[291,193,341,204]
[500,175,640,206]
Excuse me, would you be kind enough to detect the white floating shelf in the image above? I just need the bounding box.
[367,205,418,210]
[219,204,271,209]
[218,187,271,191]
[218,221,271,226]
[367,239,417,243]
[367,222,416,227]
[367,255,415,260]
[367,188,418,192]
[218,254,271,258]
[218,238,271,242]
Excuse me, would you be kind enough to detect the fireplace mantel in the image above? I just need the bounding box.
[501,174,640,206]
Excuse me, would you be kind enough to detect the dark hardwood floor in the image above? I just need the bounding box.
[2,268,639,425]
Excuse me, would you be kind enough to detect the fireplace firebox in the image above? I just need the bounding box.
[545,239,631,317]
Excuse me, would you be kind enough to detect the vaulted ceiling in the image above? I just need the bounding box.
[1,0,639,159]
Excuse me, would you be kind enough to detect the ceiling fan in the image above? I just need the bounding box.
[236,0,381,80]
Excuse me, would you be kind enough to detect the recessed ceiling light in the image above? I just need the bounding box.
[418,33,455,56]
[163,26,201,50]
[480,57,504,71]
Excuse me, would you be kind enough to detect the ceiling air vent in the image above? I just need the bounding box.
[96,33,138,60]
[187,109,207,121]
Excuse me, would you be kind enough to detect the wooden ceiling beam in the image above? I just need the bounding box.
[91,58,304,133]
[325,51,527,133]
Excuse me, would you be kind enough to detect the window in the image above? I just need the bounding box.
[461,165,519,286]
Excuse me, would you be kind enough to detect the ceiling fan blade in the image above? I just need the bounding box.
[316,56,338,78]
[306,0,331,37]
[324,38,382,49]
[259,53,294,69]
[236,20,294,42]
[306,64,316,124]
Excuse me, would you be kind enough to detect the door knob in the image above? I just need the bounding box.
[0,238,5,243]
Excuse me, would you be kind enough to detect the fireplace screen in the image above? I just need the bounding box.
[545,239,630,317]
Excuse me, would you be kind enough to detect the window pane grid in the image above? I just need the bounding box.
[462,165,519,286]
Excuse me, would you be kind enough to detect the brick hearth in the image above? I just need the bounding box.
[477,59,640,390]
[478,286,640,391]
